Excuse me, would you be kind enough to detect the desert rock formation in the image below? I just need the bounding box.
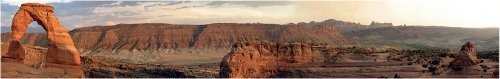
[5,3,80,66]
[451,42,479,71]
[1,23,353,52]
[2,3,84,78]
[219,41,498,78]
[219,41,325,78]
[1,43,84,78]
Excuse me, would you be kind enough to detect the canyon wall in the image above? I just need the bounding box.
[1,23,353,50]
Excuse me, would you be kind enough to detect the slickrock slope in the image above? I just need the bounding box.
[2,58,84,78]
[1,44,84,78]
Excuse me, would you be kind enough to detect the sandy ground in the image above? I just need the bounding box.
[1,58,84,78]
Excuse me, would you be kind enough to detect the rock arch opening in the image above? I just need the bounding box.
[5,3,81,66]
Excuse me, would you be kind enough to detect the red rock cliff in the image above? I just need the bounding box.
[2,23,353,51]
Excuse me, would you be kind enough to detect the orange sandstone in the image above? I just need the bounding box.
[6,3,81,66]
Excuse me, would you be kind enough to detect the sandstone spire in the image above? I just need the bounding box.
[6,3,81,66]
[451,41,478,71]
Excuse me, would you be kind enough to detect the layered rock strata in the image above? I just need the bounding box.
[2,23,353,50]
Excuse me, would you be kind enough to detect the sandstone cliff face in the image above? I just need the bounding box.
[2,23,353,51]
[219,41,325,78]
[71,23,201,50]
[194,23,351,48]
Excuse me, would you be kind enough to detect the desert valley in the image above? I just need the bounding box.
[1,1,499,78]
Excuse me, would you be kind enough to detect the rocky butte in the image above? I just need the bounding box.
[1,3,83,78]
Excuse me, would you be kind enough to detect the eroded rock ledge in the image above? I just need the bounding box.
[219,41,498,78]
[219,41,326,78]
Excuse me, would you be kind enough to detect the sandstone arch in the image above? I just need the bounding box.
[6,3,81,66]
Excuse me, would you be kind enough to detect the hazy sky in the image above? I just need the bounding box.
[1,0,499,30]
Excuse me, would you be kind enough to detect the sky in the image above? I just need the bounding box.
[1,0,499,30]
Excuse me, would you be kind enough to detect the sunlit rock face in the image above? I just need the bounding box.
[451,42,479,71]
[219,41,324,78]
[1,3,83,78]
[7,3,81,66]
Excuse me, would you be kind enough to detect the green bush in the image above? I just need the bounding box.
[430,58,441,65]
[407,61,413,65]
[422,64,428,68]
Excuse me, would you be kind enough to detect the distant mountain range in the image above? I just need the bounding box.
[344,26,498,50]
[296,19,391,33]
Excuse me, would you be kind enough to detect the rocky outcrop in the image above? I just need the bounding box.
[219,41,325,78]
[6,3,80,66]
[451,42,479,71]
[1,43,84,78]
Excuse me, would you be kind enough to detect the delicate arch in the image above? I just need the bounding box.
[6,3,81,66]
